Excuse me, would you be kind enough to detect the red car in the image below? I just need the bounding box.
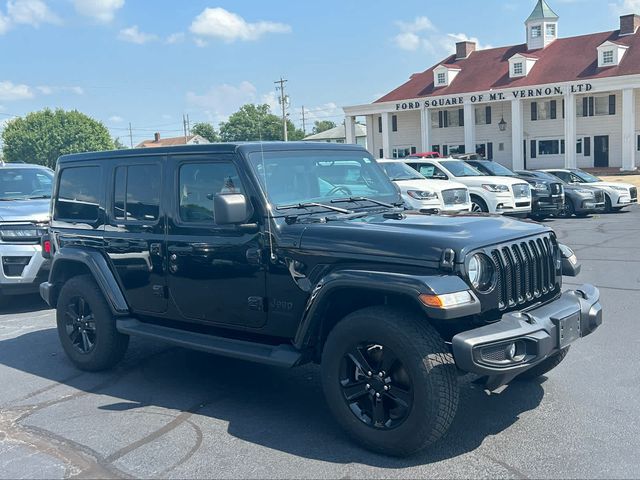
[407,151,442,159]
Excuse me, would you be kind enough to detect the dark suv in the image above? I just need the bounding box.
[41,143,602,457]
[465,160,564,220]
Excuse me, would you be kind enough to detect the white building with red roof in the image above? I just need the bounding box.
[343,0,640,171]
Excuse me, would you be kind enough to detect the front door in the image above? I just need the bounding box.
[166,154,267,328]
[594,135,609,167]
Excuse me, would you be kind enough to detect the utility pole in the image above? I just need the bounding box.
[183,114,188,141]
[128,122,133,148]
[301,105,306,135]
[274,77,288,141]
[186,114,191,136]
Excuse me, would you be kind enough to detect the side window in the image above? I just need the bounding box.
[54,166,101,221]
[570,173,584,183]
[553,171,571,182]
[179,162,245,223]
[418,164,436,178]
[113,164,161,222]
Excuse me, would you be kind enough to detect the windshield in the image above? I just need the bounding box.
[380,162,425,181]
[248,150,399,209]
[477,161,516,177]
[0,168,54,200]
[440,160,484,177]
[573,170,601,183]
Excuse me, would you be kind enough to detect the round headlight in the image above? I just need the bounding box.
[468,254,495,292]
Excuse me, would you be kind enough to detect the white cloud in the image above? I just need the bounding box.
[6,0,60,27]
[109,115,124,123]
[394,32,421,51]
[118,25,158,44]
[186,81,259,123]
[0,13,10,34]
[610,0,640,15]
[35,85,84,95]
[0,81,34,101]
[166,32,185,44]
[73,0,124,23]
[302,102,343,124]
[392,16,492,58]
[189,7,291,43]
[261,91,280,112]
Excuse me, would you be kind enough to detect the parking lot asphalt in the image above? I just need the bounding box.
[1,206,639,479]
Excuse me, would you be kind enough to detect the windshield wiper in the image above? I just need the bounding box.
[331,196,399,208]
[275,202,353,214]
[25,195,51,200]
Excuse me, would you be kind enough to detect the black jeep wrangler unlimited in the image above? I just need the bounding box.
[41,143,602,456]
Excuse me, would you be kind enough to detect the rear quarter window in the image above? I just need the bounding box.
[54,166,102,222]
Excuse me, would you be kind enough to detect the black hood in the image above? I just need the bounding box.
[296,212,550,264]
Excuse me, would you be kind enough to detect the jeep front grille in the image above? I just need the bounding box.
[490,235,559,311]
[442,188,469,206]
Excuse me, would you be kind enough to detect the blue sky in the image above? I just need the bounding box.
[0,0,638,146]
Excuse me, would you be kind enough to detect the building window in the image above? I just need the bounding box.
[379,148,384,159]
[577,138,583,154]
[432,109,464,129]
[474,106,492,125]
[437,72,446,85]
[392,146,414,159]
[446,144,466,155]
[602,50,614,65]
[578,95,616,116]
[538,140,561,156]
[513,62,523,75]
[531,100,557,121]
[392,114,398,132]
[378,116,382,133]
[545,24,556,37]
[531,25,542,38]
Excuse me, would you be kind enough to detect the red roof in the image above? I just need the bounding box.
[375,29,640,103]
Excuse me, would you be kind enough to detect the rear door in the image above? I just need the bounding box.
[104,157,167,314]
[165,154,267,328]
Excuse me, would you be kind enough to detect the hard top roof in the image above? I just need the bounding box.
[57,141,368,164]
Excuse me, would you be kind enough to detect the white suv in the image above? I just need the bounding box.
[543,168,637,212]
[0,163,53,306]
[378,159,471,213]
[403,158,532,215]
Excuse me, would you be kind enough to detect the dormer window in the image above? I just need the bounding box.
[433,64,460,87]
[531,25,542,38]
[513,62,524,76]
[545,24,556,37]
[597,41,629,67]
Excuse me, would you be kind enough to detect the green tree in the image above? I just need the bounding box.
[312,120,336,135]
[219,104,305,142]
[191,122,220,143]
[1,109,114,168]
[113,137,129,150]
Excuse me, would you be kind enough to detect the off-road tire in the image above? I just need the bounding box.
[517,347,570,380]
[56,274,129,371]
[321,306,458,457]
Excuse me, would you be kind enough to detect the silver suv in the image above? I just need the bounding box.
[0,162,53,305]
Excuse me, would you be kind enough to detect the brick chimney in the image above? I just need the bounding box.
[154,132,160,142]
[620,14,640,35]
[456,41,476,59]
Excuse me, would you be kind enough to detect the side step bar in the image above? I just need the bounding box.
[116,318,302,368]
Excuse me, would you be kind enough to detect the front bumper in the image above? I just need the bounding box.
[451,284,602,388]
[0,243,50,296]
[532,194,564,215]
[575,198,605,213]
[495,194,532,215]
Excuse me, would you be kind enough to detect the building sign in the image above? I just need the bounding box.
[395,82,593,110]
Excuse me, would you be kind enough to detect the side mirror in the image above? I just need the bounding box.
[214,194,248,225]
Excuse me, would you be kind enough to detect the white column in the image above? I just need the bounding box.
[381,112,391,158]
[464,102,475,155]
[511,99,524,170]
[564,92,577,169]
[345,115,356,144]
[420,108,431,152]
[365,114,375,155]
[621,88,637,171]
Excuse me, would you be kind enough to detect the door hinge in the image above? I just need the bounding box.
[248,296,266,312]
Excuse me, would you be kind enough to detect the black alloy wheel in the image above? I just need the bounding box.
[339,343,413,430]
[64,296,97,354]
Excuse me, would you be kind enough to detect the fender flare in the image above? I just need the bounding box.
[292,269,478,350]
[45,247,129,315]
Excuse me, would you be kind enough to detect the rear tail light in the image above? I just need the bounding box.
[41,235,52,259]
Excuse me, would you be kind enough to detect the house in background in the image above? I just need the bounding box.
[303,123,367,147]
[136,132,209,148]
